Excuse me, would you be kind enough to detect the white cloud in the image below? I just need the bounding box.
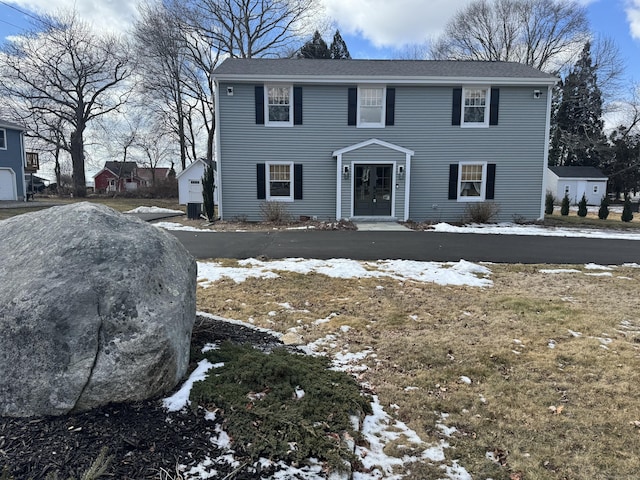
[322,0,474,48]
[626,0,640,39]
[10,0,142,35]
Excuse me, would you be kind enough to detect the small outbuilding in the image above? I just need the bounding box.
[546,166,608,205]
[177,159,217,206]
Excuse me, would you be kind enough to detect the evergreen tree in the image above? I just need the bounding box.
[621,194,634,222]
[299,30,330,59]
[577,193,588,217]
[545,191,555,214]
[561,193,570,215]
[604,126,640,199]
[598,195,609,220]
[202,162,216,222]
[329,30,351,59]
[554,42,607,167]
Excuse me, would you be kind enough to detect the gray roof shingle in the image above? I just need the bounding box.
[213,58,556,83]
[0,119,26,131]
[549,166,608,179]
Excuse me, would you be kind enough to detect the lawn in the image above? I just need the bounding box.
[196,261,640,479]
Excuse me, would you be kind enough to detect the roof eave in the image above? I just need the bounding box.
[214,74,558,86]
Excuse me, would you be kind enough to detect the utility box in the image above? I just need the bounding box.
[187,202,202,220]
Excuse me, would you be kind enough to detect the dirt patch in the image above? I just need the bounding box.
[163,217,357,231]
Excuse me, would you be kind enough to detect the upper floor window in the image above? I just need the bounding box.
[265,85,293,126]
[358,87,385,127]
[462,88,489,127]
[0,129,6,150]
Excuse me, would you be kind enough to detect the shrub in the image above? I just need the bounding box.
[560,193,570,216]
[202,163,216,221]
[259,201,291,223]
[577,193,588,217]
[598,196,610,220]
[545,191,555,215]
[622,195,634,222]
[464,201,500,223]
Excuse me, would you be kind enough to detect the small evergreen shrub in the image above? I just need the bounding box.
[545,191,555,215]
[598,196,609,220]
[577,193,588,217]
[259,201,291,223]
[190,342,372,472]
[560,193,570,216]
[621,195,634,222]
[464,201,500,223]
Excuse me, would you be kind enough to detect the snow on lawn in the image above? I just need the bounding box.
[152,221,212,232]
[125,206,184,214]
[539,263,629,278]
[197,258,492,288]
[430,222,640,240]
[165,313,471,479]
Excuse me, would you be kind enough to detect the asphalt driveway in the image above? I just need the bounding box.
[168,229,640,264]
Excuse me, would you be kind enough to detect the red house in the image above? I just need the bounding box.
[94,162,170,193]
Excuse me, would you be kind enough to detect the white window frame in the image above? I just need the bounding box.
[0,129,6,150]
[266,161,294,202]
[457,162,487,202]
[265,84,293,127]
[357,86,386,128]
[461,87,490,128]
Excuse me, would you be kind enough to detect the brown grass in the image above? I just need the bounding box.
[197,262,640,479]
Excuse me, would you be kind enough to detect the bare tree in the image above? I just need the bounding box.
[0,11,133,197]
[181,0,321,58]
[431,0,589,72]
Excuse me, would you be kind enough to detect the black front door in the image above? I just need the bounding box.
[354,164,392,216]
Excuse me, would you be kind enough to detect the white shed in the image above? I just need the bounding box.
[177,159,218,205]
[546,166,608,205]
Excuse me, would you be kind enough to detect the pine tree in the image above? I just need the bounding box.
[202,162,216,222]
[561,193,570,216]
[598,195,609,219]
[621,194,634,222]
[554,42,607,167]
[299,30,330,59]
[545,191,555,215]
[577,193,588,217]
[329,30,351,59]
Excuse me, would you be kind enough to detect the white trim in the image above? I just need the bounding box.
[349,161,397,218]
[0,167,18,200]
[357,85,386,128]
[0,128,6,150]
[177,159,208,179]
[404,154,411,221]
[265,161,294,202]
[264,84,293,127]
[336,154,343,219]
[539,85,553,219]
[460,87,490,128]
[457,162,487,202]
[332,138,414,157]
[214,79,223,219]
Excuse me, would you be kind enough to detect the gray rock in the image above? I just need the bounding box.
[0,202,196,417]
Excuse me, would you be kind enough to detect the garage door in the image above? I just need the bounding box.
[0,169,16,200]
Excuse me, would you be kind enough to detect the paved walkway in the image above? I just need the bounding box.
[354,222,413,231]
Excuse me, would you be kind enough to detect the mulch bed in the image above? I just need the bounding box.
[0,316,285,480]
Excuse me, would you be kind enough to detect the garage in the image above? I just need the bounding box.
[0,169,17,200]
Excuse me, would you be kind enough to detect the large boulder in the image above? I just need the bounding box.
[0,202,197,417]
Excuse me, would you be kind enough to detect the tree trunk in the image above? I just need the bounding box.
[70,128,87,198]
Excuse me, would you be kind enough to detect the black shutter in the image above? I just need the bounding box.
[257,163,266,199]
[255,86,264,124]
[486,164,496,199]
[448,164,459,200]
[294,164,303,200]
[293,86,303,125]
[385,87,395,126]
[348,87,357,125]
[452,88,462,126]
[489,88,499,125]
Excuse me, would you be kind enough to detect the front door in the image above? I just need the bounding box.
[353,164,392,216]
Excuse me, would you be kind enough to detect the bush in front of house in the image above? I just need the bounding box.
[598,195,610,220]
[560,193,570,216]
[545,191,555,215]
[577,193,588,217]
[621,195,634,222]
[202,163,216,222]
[464,201,500,223]
[259,201,292,223]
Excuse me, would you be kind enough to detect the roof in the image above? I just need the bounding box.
[549,166,608,180]
[137,167,170,181]
[213,58,557,86]
[102,161,137,177]
[0,119,26,131]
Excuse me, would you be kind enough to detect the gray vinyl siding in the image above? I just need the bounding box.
[217,82,549,222]
[0,127,25,200]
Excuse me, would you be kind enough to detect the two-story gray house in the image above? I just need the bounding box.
[0,119,27,201]
[213,59,556,223]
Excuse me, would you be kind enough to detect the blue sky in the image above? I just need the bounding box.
[0,0,638,85]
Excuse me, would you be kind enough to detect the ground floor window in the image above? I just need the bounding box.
[459,163,486,200]
[267,162,293,200]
